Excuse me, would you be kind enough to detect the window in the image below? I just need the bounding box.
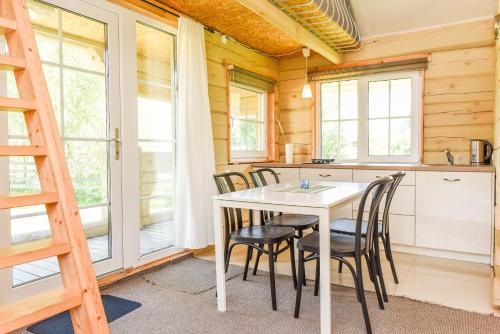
[317,71,421,162]
[230,84,268,160]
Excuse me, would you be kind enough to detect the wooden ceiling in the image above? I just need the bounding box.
[156,0,303,56]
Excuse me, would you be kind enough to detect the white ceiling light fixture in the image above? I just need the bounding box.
[302,47,312,99]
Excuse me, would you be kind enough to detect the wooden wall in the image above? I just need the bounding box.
[277,18,495,164]
[205,31,279,173]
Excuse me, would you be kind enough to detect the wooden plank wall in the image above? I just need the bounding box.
[204,31,279,173]
[277,18,495,164]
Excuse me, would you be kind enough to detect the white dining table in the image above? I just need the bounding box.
[213,181,369,334]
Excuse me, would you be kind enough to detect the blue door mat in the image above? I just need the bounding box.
[27,295,141,334]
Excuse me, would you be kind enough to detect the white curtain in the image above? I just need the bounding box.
[175,16,216,249]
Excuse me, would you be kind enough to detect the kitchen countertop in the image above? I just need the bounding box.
[252,162,496,173]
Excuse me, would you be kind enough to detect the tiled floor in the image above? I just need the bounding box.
[197,246,499,316]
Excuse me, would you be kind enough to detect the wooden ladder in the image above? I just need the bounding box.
[0,0,109,333]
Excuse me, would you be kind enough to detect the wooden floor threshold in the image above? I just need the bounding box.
[97,249,192,288]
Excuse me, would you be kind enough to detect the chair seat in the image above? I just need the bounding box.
[330,218,383,237]
[266,214,318,229]
[231,225,295,244]
[297,232,366,256]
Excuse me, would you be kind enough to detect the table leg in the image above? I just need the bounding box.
[213,199,226,311]
[319,209,331,334]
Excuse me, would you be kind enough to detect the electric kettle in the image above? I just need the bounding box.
[470,139,492,165]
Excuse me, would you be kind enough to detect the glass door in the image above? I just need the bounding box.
[136,22,176,257]
[0,0,122,302]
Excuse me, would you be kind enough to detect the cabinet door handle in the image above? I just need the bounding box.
[319,174,331,177]
[443,178,461,182]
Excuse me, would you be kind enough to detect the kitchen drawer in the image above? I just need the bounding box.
[353,170,415,186]
[300,168,352,182]
[353,211,415,246]
[254,167,300,184]
[353,185,415,216]
[415,171,493,255]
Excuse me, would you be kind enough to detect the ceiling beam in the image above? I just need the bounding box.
[236,0,343,64]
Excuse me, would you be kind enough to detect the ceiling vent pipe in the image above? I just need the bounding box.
[269,0,361,51]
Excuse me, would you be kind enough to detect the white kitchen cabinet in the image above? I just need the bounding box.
[415,171,493,255]
[353,170,415,186]
[300,168,353,219]
[254,167,300,184]
[353,170,415,216]
[353,210,415,246]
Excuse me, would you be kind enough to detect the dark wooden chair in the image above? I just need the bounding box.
[293,176,393,334]
[249,168,319,281]
[213,172,297,311]
[331,172,406,302]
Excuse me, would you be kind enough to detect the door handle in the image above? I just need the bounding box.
[105,128,121,160]
[319,174,331,177]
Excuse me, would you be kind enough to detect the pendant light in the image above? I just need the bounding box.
[301,47,312,99]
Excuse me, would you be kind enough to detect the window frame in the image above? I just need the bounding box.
[229,82,269,161]
[315,70,422,163]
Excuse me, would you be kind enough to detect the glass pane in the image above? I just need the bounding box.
[8,154,40,195]
[137,22,176,256]
[231,119,246,151]
[390,118,412,155]
[390,78,412,117]
[43,64,62,131]
[321,121,338,159]
[27,0,60,63]
[369,119,389,156]
[339,80,358,120]
[63,69,106,138]
[246,121,257,151]
[80,206,110,262]
[62,11,106,73]
[65,141,108,206]
[369,80,389,118]
[339,121,357,159]
[321,82,338,121]
[138,91,173,141]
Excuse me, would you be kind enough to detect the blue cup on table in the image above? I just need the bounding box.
[300,179,310,189]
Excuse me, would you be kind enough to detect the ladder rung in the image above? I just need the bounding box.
[0,17,16,33]
[0,192,58,210]
[0,288,82,333]
[0,54,25,70]
[0,97,36,112]
[0,239,70,269]
[0,145,47,156]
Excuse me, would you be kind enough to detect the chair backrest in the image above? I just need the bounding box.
[249,168,280,187]
[354,176,393,254]
[249,168,281,223]
[213,172,253,235]
[381,172,406,235]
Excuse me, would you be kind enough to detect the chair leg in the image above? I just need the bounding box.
[338,260,343,273]
[336,258,361,303]
[294,250,305,318]
[253,244,263,276]
[289,238,297,289]
[374,238,388,302]
[354,255,373,334]
[243,245,253,281]
[298,230,306,286]
[365,252,384,310]
[225,243,237,273]
[382,234,399,284]
[314,257,320,296]
[274,241,281,262]
[268,243,277,311]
